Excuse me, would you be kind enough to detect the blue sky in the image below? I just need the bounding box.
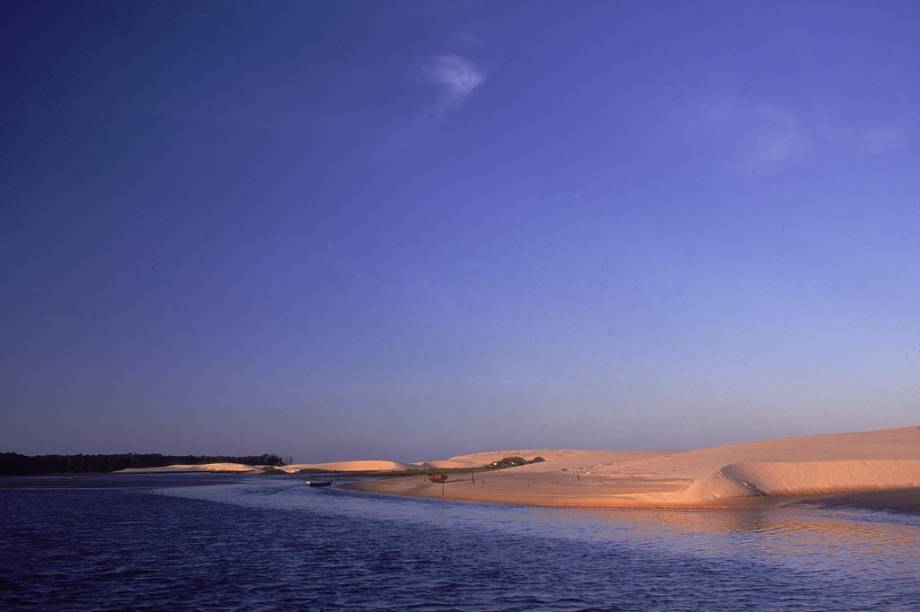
[2,1,919,461]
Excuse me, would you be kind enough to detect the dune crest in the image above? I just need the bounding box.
[117,463,263,474]
[277,460,416,473]
[681,459,920,502]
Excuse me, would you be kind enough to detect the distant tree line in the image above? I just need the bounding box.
[0,452,285,475]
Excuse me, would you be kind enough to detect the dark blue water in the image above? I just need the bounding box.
[2,475,919,610]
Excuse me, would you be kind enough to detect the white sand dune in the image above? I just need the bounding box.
[277,460,417,473]
[355,426,920,508]
[682,459,920,500]
[426,449,670,473]
[601,425,920,504]
[116,463,264,474]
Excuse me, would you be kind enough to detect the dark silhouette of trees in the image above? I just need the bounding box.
[0,452,284,475]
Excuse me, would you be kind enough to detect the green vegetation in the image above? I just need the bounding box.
[486,456,545,469]
[394,456,547,478]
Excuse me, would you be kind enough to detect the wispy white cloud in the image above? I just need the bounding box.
[703,100,807,169]
[699,97,910,172]
[860,124,908,154]
[425,54,484,109]
[377,54,483,156]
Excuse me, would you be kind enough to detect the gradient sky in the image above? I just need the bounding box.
[2,1,919,461]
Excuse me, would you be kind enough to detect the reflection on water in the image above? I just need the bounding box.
[558,505,920,576]
[2,474,919,610]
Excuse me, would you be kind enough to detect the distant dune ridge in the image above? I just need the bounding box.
[117,463,265,474]
[276,460,416,473]
[116,460,417,474]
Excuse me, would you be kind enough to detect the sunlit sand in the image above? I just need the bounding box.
[353,426,920,508]
[276,460,416,473]
[117,463,264,474]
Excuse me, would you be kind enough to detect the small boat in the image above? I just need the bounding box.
[305,480,332,487]
[428,474,448,483]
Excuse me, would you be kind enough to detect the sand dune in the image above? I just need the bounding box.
[681,459,920,500]
[119,459,420,475]
[424,449,668,472]
[117,463,264,474]
[277,460,417,474]
[120,459,422,475]
[353,426,920,508]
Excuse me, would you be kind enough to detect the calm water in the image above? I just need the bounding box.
[2,475,920,610]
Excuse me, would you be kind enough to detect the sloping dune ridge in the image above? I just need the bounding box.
[277,460,416,473]
[354,426,920,508]
[116,460,416,474]
[117,463,264,474]
[423,449,669,472]
[117,460,418,474]
[687,459,920,499]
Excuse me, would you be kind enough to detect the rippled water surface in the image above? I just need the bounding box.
[2,475,920,610]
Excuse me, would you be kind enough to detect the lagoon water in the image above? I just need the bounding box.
[2,474,920,610]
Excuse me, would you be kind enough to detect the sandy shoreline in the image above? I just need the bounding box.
[349,479,920,515]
